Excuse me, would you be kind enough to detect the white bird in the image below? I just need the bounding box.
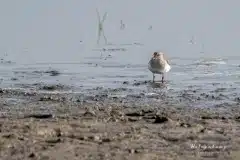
[148,52,171,83]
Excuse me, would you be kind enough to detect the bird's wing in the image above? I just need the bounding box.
[148,58,153,65]
[163,54,170,65]
[166,60,170,65]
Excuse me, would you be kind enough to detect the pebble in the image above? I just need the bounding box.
[154,115,168,123]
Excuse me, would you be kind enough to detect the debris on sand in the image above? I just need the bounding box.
[24,113,53,119]
[33,69,60,76]
[122,81,129,85]
[83,110,96,117]
[45,138,61,143]
[154,115,168,123]
[125,111,143,117]
[37,83,71,92]
[235,116,240,122]
[10,77,18,81]
[37,128,61,137]
[39,96,66,102]
[45,70,60,76]
[39,84,66,91]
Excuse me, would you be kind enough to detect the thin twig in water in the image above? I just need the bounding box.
[120,20,125,30]
[96,9,108,45]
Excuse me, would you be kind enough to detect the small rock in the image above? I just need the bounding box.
[24,113,53,119]
[123,81,129,85]
[235,116,240,122]
[45,138,61,143]
[54,128,61,137]
[37,128,60,137]
[235,97,240,102]
[83,110,96,117]
[94,135,100,141]
[201,115,212,120]
[221,116,226,120]
[102,138,111,143]
[192,124,206,133]
[141,109,154,114]
[154,115,168,123]
[18,136,24,141]
[126,95,142,98]
[88,135,101,142]
[128,117,139,122]
[133,82,141,86]
[11,77,18,81]
[45,70,60,76]
[41,86,56,90]
[68,133,86,140]
[142,116,155,120]
[40,84,66,91]
[125,111,143,117]
[180,122,191,128]
[215,128,224,134]
[28,152,35,158]
[24,92,36,96]
[38,155,49,160]
[39,96,54,101]
[129,149,136,154]
[2,133,14,139]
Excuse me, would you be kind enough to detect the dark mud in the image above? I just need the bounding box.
[38,83,71,91]
[0,85,239,160]
[32,69,61,76]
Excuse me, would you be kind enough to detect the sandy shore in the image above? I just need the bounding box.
[0,88,239,160]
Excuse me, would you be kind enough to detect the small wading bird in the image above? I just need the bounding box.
[148,52,171,83]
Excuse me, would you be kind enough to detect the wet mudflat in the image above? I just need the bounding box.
[0,86,239,160]
[0,50,239,160]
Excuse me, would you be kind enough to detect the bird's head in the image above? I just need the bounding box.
[153,52,159,58]
[158,52,165,59]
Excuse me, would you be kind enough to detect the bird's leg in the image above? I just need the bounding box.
[162,74,164,83]
[152,74,155,82]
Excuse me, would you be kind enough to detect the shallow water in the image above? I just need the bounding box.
[0,1,240,107]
